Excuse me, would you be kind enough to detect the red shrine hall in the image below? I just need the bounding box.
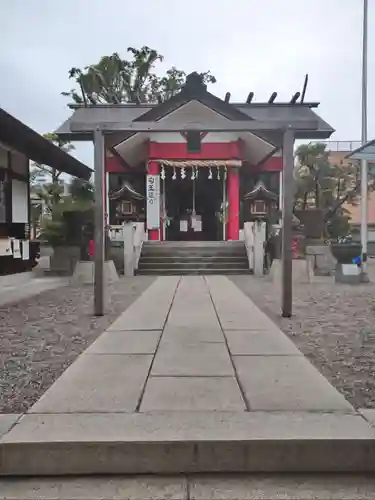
[57,72,334,241]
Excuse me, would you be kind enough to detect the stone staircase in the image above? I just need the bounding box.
[137,241,250,275]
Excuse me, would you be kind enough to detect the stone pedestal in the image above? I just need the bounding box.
[123,223,135,277]
[253,221,266,277]
[71,260,119,285]
[50,246,81,276]
[109,241,124,273]
[306,244,335,276]
[268,259,313,284]
[335,263,367,284]
[243,221,266,275]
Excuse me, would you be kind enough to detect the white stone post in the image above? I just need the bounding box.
[243,222,254,271]
[253,220,266,277]
[133,222,146,269]
[123,222,134,277]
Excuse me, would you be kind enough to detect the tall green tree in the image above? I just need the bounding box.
[62,46,216,104]
[294,143,357,211]
[69,178,95,203]
[30,133,75,214]
[294,142,375,237]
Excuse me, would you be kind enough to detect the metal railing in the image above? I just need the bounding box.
[310,140,362,152]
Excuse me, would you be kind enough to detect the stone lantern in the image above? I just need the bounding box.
[109,180,145,225]
[244,180,278,220]
[244,181,279,271]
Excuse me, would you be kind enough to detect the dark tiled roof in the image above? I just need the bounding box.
[56,71,334,143]
[1,108,92,180]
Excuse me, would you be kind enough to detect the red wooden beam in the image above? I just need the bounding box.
[148,141,242,160]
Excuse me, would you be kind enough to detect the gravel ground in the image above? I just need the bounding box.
[231,273,375,410]
[0,276,155,414]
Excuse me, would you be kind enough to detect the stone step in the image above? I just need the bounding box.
[141,255,248,261]
[1,473,375,499]
[142,242,246,254]
[138,261,249,270]
[139,242,248,275]
[141,249,247,257]
[1,411,375,476]
[137,268,251,275]
[143,241,245,247]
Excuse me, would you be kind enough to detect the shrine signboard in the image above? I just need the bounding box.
[146,175,160,229]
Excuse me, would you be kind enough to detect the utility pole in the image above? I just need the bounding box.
[360,0,368,274]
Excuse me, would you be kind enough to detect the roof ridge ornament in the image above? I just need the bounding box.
[183,72,207,94]
[244,180,278,201]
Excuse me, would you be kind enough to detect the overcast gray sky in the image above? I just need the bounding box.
[0,0,373,168]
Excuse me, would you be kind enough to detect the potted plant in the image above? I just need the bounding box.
[330,235,362,264]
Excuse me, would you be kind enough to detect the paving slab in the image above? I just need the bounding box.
[3,411,373,444]
[0,415,21,438]
[108,276,179,331]
[84,330,161,354]
[234,355,353,411]
[161,326,225,344]
[206,276,280,331]
[0,475,187,500]
[151,342,234,377]
[140,377,246,411]
[166,276,221,330]
[189,473,375,500]
[0,277,67,307]
[29,354,152,413]
[225,329,302,356]
[1,412,374,474]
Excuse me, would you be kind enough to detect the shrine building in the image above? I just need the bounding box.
[57,72,334,242]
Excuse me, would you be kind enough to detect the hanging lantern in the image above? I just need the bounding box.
[181,167,186,179]
[208,167,213,180]
[195,166,199,179]
[172,167,177,180]
[161,166,166,180]
[191,167,195,180]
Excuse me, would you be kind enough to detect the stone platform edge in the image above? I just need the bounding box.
[3,473,375,500]
[1,411,375,475]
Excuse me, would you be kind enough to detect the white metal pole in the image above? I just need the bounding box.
[361,0,368,273]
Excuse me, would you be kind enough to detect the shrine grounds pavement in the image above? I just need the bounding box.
[3,275,375,479]
[3,274,375,491]
[2,268,375,415]
[11,275,354,417]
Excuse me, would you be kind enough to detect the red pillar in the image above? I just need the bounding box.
[147,162,160,241]
[227,167,240,240]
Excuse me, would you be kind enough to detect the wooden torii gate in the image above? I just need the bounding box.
[68,119,319,317]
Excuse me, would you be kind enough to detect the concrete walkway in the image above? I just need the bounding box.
[0,272,67,307]
[19,275,352,413]
[1,276,375,476]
